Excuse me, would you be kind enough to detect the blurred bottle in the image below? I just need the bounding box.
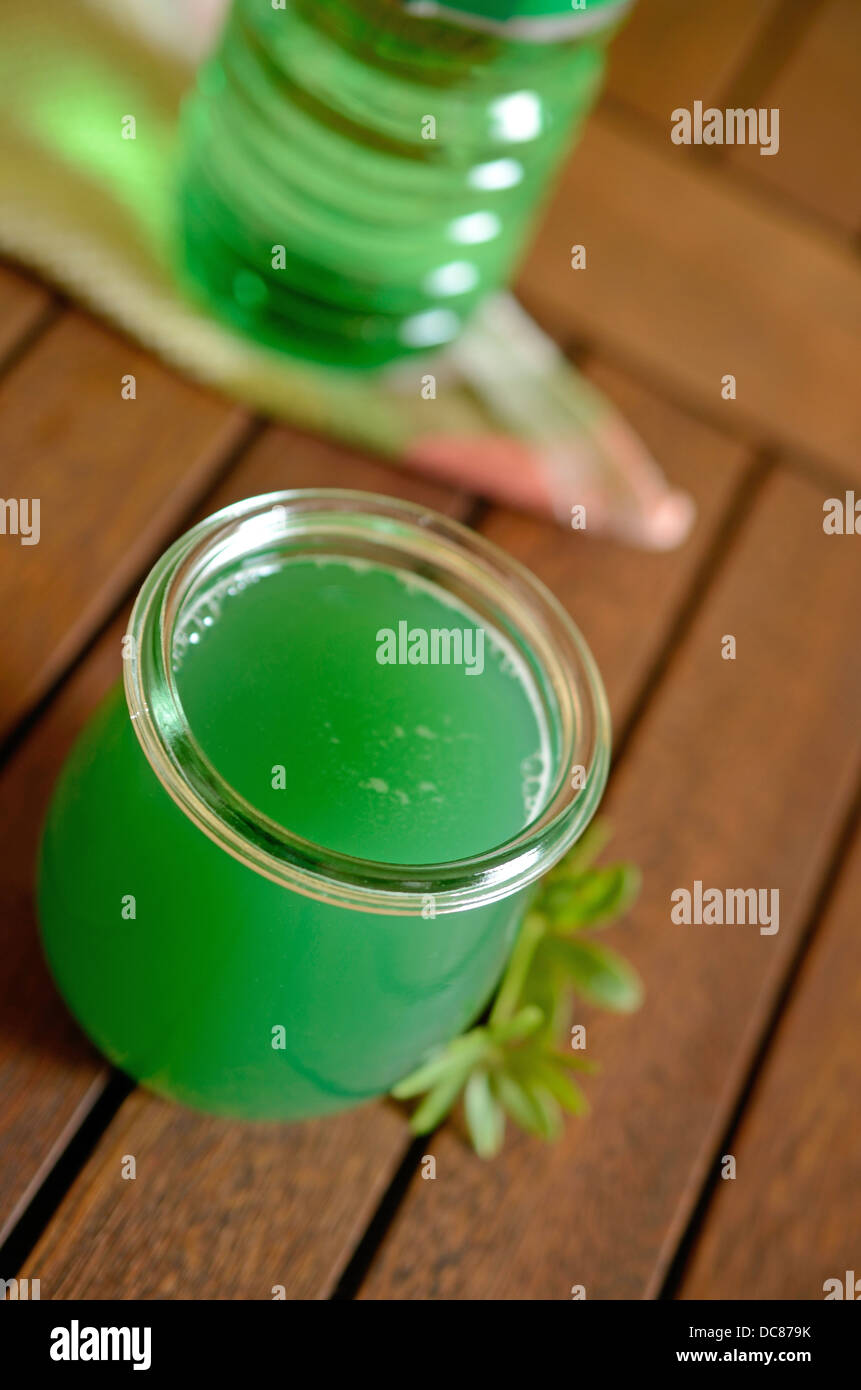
[179,0,632,368]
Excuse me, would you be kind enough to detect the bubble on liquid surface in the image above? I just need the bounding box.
[521,749,550,822]
[361,778,389,795]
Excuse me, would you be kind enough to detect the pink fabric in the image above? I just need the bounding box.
[409,434,695,549]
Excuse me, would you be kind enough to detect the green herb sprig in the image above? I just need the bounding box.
[391,821,642,1158]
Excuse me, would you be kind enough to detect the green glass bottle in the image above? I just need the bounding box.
[178,0,632,368]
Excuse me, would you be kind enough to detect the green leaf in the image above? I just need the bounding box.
[391,1029,488,1099]
[549,938,643,1013]
[389,823,643,1159]
[464,1071,506,1158]
[491,1004,544,1045]
[557,1050,599,1074]
[519,1079,563,1141]
[408,1067,470,1134]
[492,1070,549,1137]
[540,863,640,931]
[488,911,547,1025]
[532,1058,589,1116]
[519,957,567,1038]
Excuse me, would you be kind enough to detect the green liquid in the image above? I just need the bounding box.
[175,556,549,860]
[38,557,549,1119]
[179,0,614,367]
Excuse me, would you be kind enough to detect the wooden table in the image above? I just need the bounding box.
[1,0,859,1300]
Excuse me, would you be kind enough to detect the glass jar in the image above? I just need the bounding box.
[38,491,610,1120]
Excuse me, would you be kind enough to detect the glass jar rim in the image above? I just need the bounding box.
[124,489,611,915]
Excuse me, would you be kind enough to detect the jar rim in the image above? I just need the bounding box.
[124,489,611,915]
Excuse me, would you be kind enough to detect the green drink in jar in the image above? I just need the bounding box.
[38,493,610,1120]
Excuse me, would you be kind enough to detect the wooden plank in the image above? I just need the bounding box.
[607,0,781,125]
[0,311,248,746]
[0,613,126,1248]
[0,264,53,368]
[359,466,861,1299]
[1,439,469,1288]
[679,818,861,1300]
[201,422,471,519]
[16,365,752,1297]
[729,0,861,236]
[479,359,750,731]
[20,1091,409,1301]
[518,109,861,481]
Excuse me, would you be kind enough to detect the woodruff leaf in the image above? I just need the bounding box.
[540,863,641,931]
[409,1066,471,1134]
[531,1057,589,1116]
[519,957,562,1035]
[491,1005,544,1044]
[557,1050,599,1074]
[519,1078,563,1141]
[464,1071,506,1158]
[392,1029,488,1099]
[390,826,642,1157]
[492,1071,547,1136]
[550,938,643,1012]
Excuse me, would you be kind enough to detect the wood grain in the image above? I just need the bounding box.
[479,358,749,731]
[729,0,861,236]
[0,311,247,745]
[20,1090,408,1300]
[607,0,781,125]
[0,264,53,369]
[359,466,861,1299]
[678,818,861,1300]
[15,362,752,1297]
[203,422,471,520]
[519,110,861,480]
[0,614,125,1246]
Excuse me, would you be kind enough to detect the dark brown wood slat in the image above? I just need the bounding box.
[0,265,53,368]
[0,612,126,1248]
[19,1091,409,1301]
[200,423,471,519]
[518,109,861,481]
[358,466,861,1300]
[0,312,248,745]
[16,364,751,1298]
[478,360,749,730]
[1,441,469,1291]
[607,0,781,124]
[728,0,861,236]
[678,818,861,1300]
